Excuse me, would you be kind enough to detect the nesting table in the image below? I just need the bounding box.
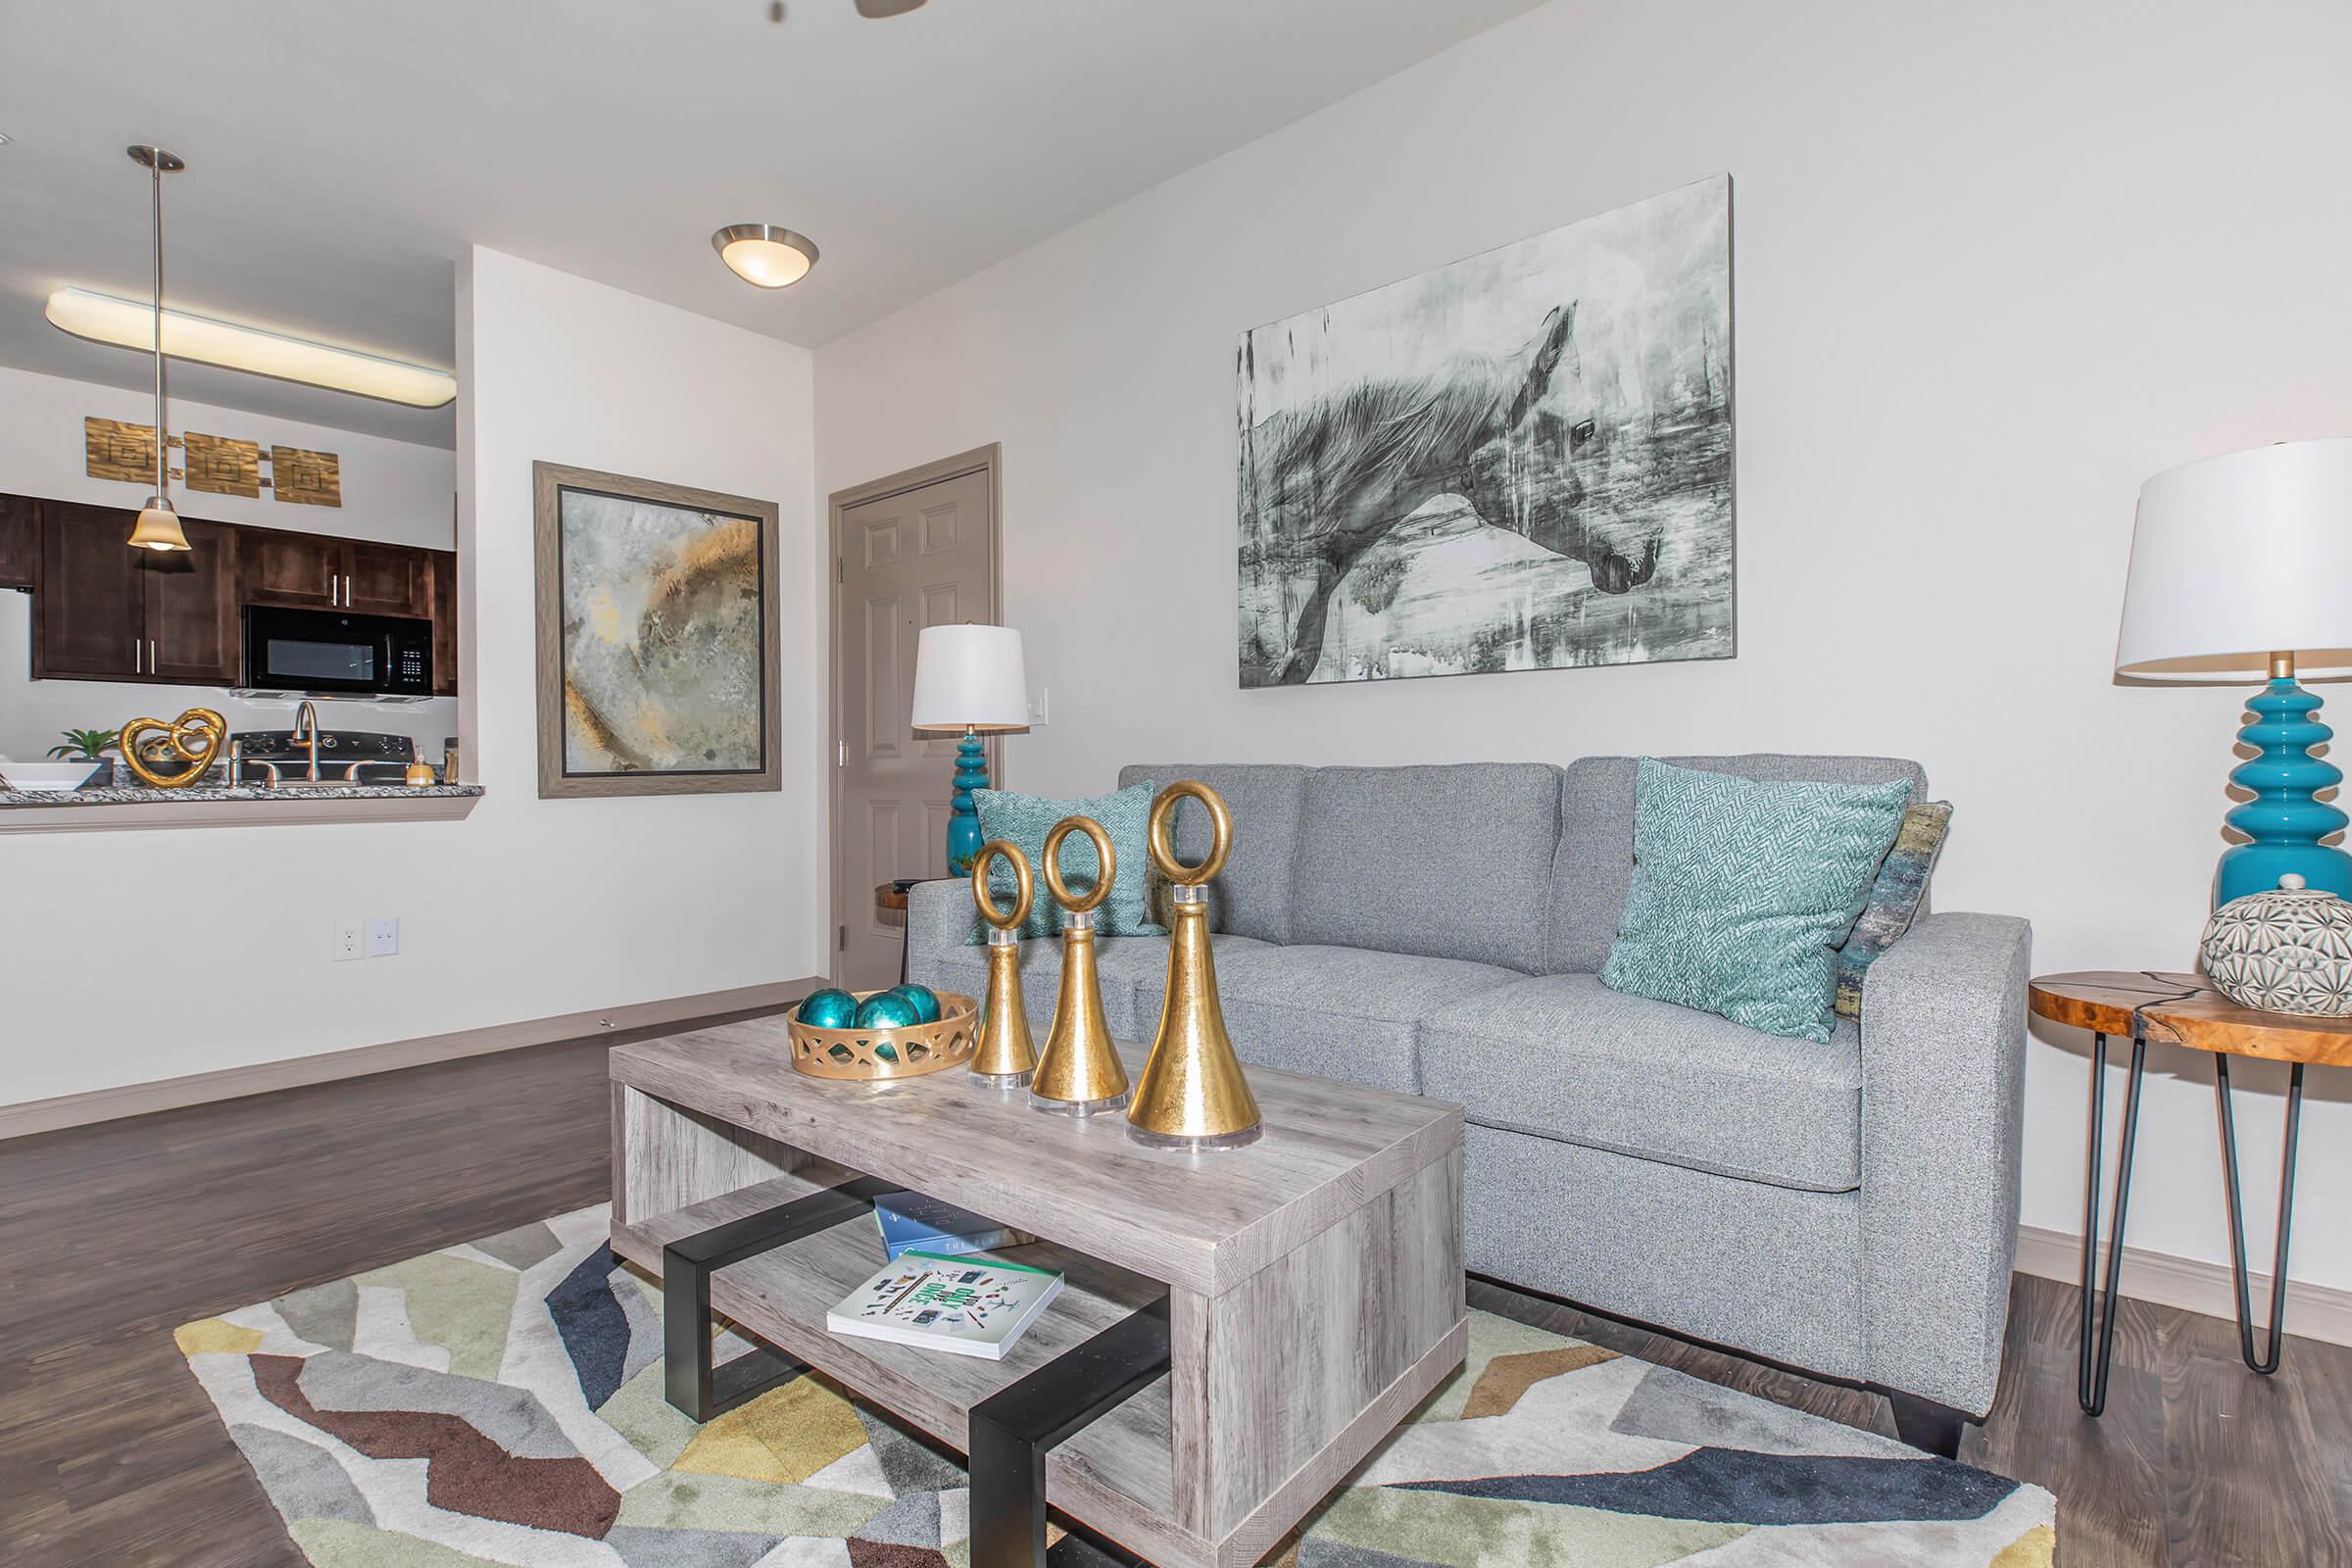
[2030,970,2349,1414]
[609,1022,1465,1568]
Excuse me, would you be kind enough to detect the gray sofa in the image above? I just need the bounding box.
[905,756,2031,1436]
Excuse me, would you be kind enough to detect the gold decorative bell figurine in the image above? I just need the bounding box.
[967,840,1040,1089]
[1128,780,1261,1149]
[1028,815,1132,1116]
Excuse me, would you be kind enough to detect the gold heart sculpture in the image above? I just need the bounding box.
[119,708,230,789]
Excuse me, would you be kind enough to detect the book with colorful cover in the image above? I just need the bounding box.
[825,1251,1063,1360]
[872,1190,1034,1261]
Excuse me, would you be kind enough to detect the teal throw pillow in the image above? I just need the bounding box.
[971,781,1165,941]
[1601,759,1912,1043]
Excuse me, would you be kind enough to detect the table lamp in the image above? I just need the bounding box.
[909,623,1029,876]
[2116,437,2352,906]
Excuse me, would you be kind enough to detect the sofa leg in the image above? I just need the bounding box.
[1884,1389,1970,1459]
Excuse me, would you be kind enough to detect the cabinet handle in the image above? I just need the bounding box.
[151,639,159,672]
[134,637,142,674]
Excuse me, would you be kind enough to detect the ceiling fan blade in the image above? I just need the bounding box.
[856,0,928,15]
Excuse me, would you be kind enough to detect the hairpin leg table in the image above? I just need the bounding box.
[2030,970,2347,1413]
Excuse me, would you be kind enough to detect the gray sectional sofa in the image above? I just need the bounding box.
[905,756,2031,1442]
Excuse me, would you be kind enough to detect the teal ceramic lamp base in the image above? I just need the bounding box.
[945,728,989,877]
[2216,675,2352,907]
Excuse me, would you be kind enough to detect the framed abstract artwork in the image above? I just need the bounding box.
[532,462,782,798]
[1237,174,1734,687]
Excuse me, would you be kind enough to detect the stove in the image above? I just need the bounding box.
[231,729,419,785]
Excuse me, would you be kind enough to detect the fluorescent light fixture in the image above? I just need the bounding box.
[43,287,458,408]
[712,223,818,289]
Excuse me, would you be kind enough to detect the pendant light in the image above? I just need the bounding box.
[125,144,189,553]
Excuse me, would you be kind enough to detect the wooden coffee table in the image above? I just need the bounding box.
[609,1022,1466,1568]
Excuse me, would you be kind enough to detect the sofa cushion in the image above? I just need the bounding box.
[1118,764,1305,944]
[1291,763,1561,973]
[1206,944,1525,1097]
[1549,755,1930,974]
[1422,972,1864,1192]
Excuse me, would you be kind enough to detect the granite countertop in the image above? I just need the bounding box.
[0,781,484,808]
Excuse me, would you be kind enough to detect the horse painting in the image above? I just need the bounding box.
[1237,176,1734,688]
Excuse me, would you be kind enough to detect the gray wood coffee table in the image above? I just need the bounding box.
[609,1021,1465,1568]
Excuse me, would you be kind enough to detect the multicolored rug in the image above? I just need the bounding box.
[176,1204,2056,1566]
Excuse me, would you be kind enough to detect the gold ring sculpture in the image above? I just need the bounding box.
[118,708,230,789]
[968,840,1041,1088]
[1128,780,1262,1148]
[1028,814,1132,1115]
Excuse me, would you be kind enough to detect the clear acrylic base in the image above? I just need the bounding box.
[1029,1089,1132,1117]
[1125,1121,1263,1152]
[968,1069,1033,1092]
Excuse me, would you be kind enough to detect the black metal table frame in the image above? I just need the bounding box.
[2075,1023,2306,1415]
[660,1174,1168,1568]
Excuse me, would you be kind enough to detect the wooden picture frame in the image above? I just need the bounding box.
[533,461,782,799]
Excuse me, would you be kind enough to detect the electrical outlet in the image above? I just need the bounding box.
[333,917,365,962]
[368,916,401,958]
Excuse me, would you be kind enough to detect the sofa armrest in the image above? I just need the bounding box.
[1857,910,2032,1416]
[906,876,981,975]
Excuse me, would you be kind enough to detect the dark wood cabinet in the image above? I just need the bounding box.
[34,502,147,679]
[427,549,458,695]
[242,529,343,608]
[345,540,430,617]
[144,517,240,682]
[0,494,35,590]
[17,492,457,694]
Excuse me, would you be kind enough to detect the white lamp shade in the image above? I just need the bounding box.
[910,624,1029,732]
[2116,437,2352,682]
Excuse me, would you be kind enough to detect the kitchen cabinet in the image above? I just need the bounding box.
[16,492,456,693]
[143,517,240,682]
[241,529,344,608]
[345,540,430,616]
[35,502,147,679]
[0,493,35,590]
[427,548,458,695]
[33,502,241,685]
[242,529,430,616]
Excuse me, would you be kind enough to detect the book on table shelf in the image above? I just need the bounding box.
[826,1251,1063,1361]
[873,1189,1035,1260]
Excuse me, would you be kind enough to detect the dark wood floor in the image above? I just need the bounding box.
[3,1036,2345,1567]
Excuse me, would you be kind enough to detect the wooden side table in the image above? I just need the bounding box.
[2030,970,2350,1414]
[874,878,923,984]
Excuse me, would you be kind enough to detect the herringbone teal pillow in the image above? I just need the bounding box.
[970,782,1165,941]
[1601,759,1912,1043]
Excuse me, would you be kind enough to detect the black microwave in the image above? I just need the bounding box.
[242,605,433,696]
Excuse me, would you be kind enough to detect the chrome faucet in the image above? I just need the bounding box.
[291,700,321,782]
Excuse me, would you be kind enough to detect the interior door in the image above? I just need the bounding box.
[143,516,240,682]
[33,501,145,679]
[344,541,430,616]
[836,464,998,991]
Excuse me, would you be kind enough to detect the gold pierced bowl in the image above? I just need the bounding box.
[786,990,979,1081]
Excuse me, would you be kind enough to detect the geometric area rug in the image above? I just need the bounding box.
[175,1204,2057,1566]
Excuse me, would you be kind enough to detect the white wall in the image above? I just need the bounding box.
[0,362,460,760]
[815,0,2352,1290]
[0,248,824,1106]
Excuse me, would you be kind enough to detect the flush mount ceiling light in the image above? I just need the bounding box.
[46,287,459,409]
[711,223,818,289]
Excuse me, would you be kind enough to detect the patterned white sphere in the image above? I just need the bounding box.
[2200,873,2352,1016]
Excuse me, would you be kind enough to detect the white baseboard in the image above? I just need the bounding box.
[2014,1222,2352,1349]
[0,976,825,1142]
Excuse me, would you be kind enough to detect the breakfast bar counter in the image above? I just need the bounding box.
[0,781,483,832]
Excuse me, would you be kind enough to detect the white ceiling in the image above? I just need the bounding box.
[0,0,1544,449]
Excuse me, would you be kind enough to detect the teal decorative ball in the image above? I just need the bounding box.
[889,983,943,1023]
[797,988,859,1029]
[856,992,921,1030]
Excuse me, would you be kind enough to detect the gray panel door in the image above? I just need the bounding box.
[836,466,996,991]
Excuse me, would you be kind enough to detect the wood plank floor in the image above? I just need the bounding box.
[3,1034,2345,1567]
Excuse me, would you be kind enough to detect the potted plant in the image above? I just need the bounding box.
[48,727,121,788]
